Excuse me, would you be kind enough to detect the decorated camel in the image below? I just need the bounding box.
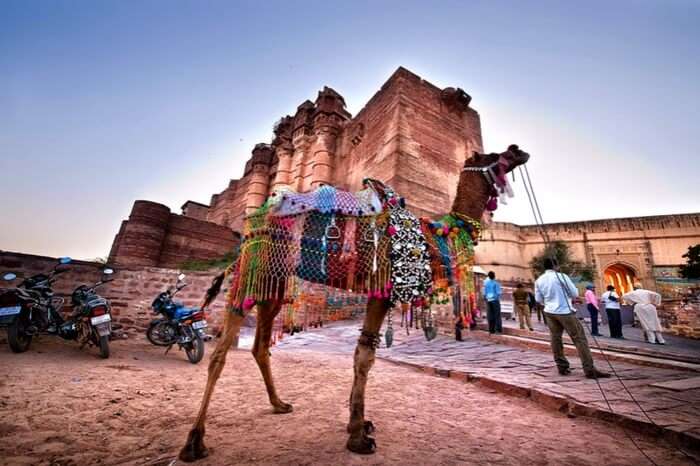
[179,145,530,461]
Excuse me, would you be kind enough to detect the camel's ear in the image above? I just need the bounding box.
[464,151,481,167]
[507,144,519,152]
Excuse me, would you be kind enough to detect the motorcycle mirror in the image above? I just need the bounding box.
[103,268,114,275]
[178,273,186,281]
[59,257,72,264]
[2,272,17,281]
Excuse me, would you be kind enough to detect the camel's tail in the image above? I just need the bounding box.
[200,261,237,311]
[201,272,226,310]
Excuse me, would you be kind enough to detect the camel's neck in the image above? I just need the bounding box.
[450,170,492,222]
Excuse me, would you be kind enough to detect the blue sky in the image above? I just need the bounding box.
[1,0,698,260]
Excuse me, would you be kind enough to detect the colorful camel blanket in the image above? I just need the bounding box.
[225,180,480,315]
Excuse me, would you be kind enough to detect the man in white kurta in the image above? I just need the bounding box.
[622,287,666,344]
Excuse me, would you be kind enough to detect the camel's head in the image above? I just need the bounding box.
[463,144,530,173]
[452,144,530,221]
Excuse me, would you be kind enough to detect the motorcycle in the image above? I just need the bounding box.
[0,259,116,358]
[147,273,207,364]
[65,268,115,359]
[0,257,72,353]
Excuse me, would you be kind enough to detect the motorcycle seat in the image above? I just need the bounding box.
[174,307,200,320]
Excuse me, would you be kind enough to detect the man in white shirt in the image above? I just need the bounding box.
[601,285,624,339]
[623,286,666,345]
[535,258,610,379]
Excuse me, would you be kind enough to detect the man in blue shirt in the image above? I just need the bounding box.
[483,271,503,334]
[535,258,610,379]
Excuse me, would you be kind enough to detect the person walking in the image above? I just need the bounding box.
[601,285,624,339]
[584,284,602,336]
[483,271,503,334]
[513,283,534,330]
[623,285,666,345]
[535,258,610,379]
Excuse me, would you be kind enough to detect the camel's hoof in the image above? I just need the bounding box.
[179,428,209,462]
[346,434,377,455]
[272,401,294,414]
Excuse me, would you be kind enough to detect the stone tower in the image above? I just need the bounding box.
[200,67,483,233]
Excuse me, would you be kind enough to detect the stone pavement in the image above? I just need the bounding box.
[261,319,700,454]
[494,315,700,364]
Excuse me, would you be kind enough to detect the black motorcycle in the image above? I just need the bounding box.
[146,273,207,364]
[64,269,115,359]
[0,257,72,352]
[0,259,115,358]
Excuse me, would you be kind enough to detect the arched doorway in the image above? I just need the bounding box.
[603,263,636,295]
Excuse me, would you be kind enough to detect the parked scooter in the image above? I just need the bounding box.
[0,257,72,352]
[147,273,207,364]
[64,268,115,359]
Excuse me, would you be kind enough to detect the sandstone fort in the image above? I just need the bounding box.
[105,68,700,332]
[5,68,696,337]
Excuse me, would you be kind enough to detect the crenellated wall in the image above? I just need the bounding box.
[475,213,700,290]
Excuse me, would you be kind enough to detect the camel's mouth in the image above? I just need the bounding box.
[462,145,530,174]
[502,144,530,173]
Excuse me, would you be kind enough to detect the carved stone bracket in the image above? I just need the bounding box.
[440,87,472,113]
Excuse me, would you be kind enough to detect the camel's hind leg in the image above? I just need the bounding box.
[252,300,293,413]
[346,297,390,454]
[179,311,243,462]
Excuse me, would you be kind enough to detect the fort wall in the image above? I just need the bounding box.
[108,201,239,269]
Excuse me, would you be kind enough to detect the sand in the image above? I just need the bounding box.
[0,335,694,466]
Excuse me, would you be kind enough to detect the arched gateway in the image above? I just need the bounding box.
[603,262,637,295]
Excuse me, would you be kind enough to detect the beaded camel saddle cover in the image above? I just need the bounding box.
[224,179,481,322]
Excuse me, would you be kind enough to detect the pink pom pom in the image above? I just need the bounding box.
[242,297,256,310]
[388,197,398,206]
[385,281,393,290]
[442,226,450,235]
[486,197,498,211]
[387,225,397,236]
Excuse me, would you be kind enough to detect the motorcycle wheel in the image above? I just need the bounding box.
[8,318,32,353]
[146,320,177,346]
[98,335,110,359]
[185,332,204,364]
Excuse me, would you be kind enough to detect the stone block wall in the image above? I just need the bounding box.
[658,299,700,339]
[0,251,230,337]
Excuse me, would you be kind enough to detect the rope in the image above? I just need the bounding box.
[518,165,697,465]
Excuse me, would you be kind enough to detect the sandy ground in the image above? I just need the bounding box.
[0,334,695,466]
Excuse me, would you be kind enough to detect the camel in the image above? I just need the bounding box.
[178,145,530,461]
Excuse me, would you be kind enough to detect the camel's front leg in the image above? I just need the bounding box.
[346,297,389,454]
[252,300,293,413]
[179,311,243,462]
